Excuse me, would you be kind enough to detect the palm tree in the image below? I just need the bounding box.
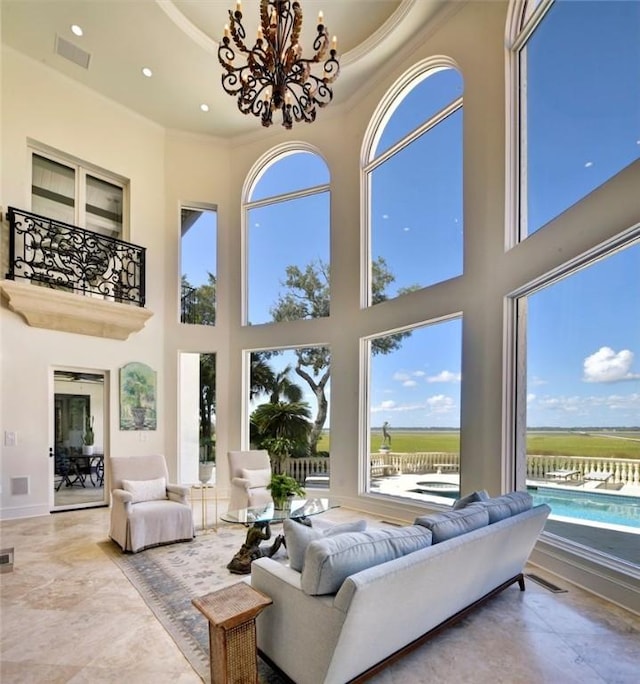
[251,401,312,473]
[268,365,303,404]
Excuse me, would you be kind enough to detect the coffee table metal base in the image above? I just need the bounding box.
[226,522,284,575]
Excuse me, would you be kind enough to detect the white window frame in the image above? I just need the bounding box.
[28,141,129,239]
[360,57,463,309]
[241,143,331,327]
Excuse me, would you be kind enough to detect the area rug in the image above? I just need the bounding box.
[100,509,382,682]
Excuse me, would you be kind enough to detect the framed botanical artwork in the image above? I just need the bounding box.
[119,362,157,430]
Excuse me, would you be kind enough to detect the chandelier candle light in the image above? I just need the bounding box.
[219,0,340,129]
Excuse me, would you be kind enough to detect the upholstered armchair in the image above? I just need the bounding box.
[227,450,273,511]
[109,454,194,553]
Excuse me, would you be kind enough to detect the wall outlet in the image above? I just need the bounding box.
[4,431,17,447]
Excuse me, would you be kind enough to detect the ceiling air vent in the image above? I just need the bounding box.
[55,35,91,69]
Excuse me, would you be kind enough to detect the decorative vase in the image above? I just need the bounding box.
[82,445,94,456]
[198,462,215,484]
[131,406,146,429]
[273,496,292,511]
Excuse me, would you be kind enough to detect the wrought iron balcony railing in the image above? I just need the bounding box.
[180,284,198,323]
[5,207,146,307]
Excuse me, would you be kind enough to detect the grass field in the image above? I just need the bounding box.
[317,430,640,460]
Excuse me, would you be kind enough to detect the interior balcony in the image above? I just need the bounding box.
[0,207,153,340]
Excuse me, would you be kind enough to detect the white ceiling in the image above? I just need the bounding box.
[2,0,447,138]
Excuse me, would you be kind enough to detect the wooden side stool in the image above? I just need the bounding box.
[193,581,272,684]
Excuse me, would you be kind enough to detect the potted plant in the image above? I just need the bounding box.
[268,473,305,510]
[82,415,95,456]
[198,437,216,484]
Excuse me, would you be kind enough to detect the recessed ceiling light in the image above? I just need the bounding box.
[142,67,153,78]
[200,103,210,112]
[71,24,83,37]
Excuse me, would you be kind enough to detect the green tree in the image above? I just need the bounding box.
[249,352,276,400]
[251,401,312,473]
[199,353,216,462]
[269,258,417,453]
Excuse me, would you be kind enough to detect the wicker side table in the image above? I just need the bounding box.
[193,581,272,684]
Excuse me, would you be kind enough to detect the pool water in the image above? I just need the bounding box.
[409,483,640,529]
[529,487,640,529]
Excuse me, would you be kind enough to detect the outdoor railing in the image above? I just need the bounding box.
[285,452,640,488]
[5,207,146,306]
[526,454,639,486]
[284,456,330,484]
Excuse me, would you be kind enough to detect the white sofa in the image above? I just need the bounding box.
[251,492,550,684]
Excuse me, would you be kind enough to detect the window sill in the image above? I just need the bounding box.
[0,279,153,340]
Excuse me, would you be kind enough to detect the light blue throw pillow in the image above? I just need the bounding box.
[452,489,489,510]
[300,526,433,596]
[283,518,368,572]
[474,491,534,523]
[414,505,489,543]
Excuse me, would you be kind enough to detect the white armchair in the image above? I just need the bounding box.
[227,450,273,511]
[109,454,194,553]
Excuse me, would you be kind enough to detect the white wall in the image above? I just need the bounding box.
[0,48,168,518]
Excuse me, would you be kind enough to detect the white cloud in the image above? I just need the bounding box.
[530,376,547,387]
[533,392,640,417]
[413,371,426,377]
[426,394,455,414]
[403,380,417,387]
[527,393,536,403]
[583,347,639,383]
[427,370,461,384]
[371,395,457,416]
[392,372,410,382]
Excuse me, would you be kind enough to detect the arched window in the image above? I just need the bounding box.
[511,0,640,240]
[363,61,463,305]
[244,147,330,326]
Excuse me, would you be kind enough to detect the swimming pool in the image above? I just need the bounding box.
[529,487,640,529]
[409,482,640,529]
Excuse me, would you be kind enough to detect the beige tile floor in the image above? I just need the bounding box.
[1,506,639,683]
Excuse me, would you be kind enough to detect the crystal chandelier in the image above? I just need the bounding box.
[219,1,340,129]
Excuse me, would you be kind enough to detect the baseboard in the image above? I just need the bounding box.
[530,534,640,616]
[0,504,50,521]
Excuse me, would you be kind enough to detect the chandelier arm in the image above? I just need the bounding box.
[228,10,252,56]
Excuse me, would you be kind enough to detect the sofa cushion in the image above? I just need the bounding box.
[414,505,489,543]
[452,489,489,510]
[283,518,368,572]
[300,526,433,596]
[474,491,534,523]
[241,467,271,489]
[122,477,167,503]
[503,491,533,513]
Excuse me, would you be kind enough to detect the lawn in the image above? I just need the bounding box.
[316,430,640,460]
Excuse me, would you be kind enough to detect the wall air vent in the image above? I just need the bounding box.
[10,476,29,496]
[55,35,91,69]
[0,548,14,573]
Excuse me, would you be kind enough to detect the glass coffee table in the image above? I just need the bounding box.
[221,498,339,574]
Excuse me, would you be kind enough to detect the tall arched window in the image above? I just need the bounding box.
[360,60,464,504]
[512,0,640,240]
[362,61,463,305]
[244,148,330,326]
[507,0,640,566]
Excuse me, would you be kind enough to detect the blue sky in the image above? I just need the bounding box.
[182,0,640,430]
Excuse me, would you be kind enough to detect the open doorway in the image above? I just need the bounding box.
[52,369,108,511]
